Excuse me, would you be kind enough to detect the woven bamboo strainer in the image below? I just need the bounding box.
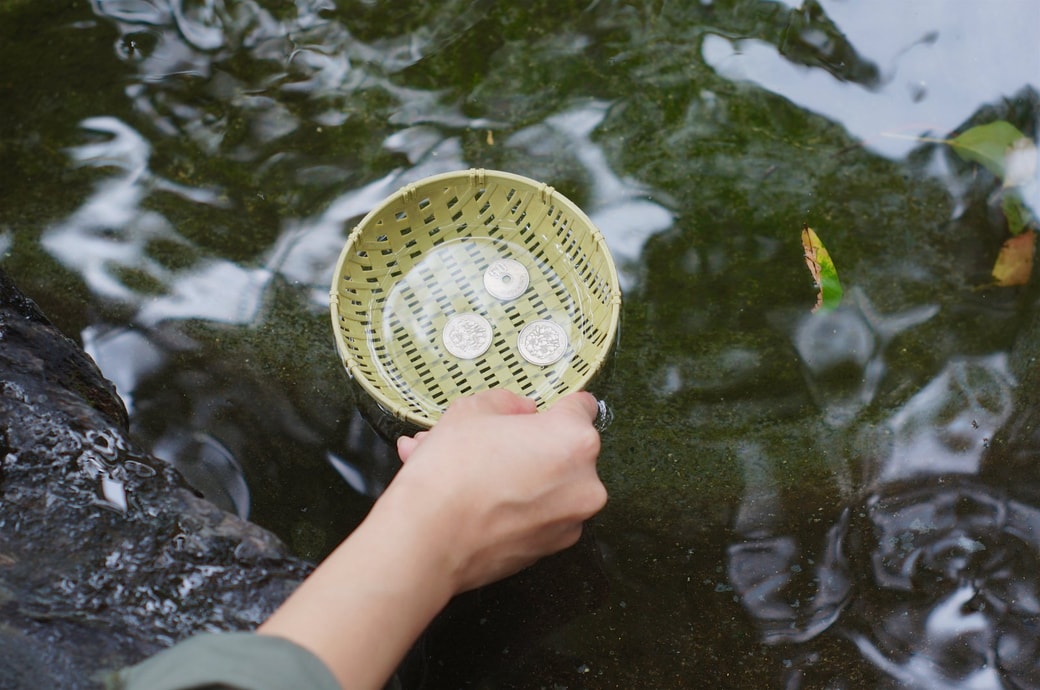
[330,168,621,430]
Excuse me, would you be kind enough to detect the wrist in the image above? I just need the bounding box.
[256,475,459,690]
[370,468,469,599]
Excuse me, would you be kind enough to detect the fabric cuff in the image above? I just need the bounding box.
[111,632,341,690]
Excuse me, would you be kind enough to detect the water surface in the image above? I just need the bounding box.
[2,0,1039,687]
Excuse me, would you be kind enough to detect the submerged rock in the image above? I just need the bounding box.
[0,269,312,689]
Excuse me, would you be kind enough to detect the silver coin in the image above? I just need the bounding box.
[517,320,568,366]
[442,313,493,359]
[482,258,530,301]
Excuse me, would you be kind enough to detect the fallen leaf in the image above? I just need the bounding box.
[992,229,1035,287]
[949,121,1038,269]
[801,225,843,312]
[949,121,1028,178]
[1002,191,1036,236]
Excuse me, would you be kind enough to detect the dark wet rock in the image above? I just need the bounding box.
[0,269,311,690]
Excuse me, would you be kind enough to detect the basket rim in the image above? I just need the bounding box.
[329,167,622,428]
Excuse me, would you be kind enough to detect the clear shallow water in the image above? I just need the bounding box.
[1,0,1039,687]
[377,238,589,412]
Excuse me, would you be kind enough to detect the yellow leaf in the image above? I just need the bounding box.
[801,225,843,312]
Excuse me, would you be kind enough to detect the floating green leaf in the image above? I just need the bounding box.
[949,121,1028,178]
[946,121,1038,276]
[1002,191,1034,236]
[801,225,843,312]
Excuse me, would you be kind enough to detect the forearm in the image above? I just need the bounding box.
[257,481,455,690]
[116,390,603,690]
[256,390,604,689]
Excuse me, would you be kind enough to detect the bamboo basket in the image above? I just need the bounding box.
[330,169,621,432]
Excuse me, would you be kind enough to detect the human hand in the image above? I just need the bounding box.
[257,389,604,690]
[387,388,606,594]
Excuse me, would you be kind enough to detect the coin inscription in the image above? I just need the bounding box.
[442,313,493,359]
[517,320,568,366]
[483,259,530,301]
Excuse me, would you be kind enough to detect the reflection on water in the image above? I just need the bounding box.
[792,286,939,427]
[506,101,674,290]
[2,0,1039,686]
[852,481,1040,689]
[702,1,1038,159]
[732,476,1040,688]
[878,354,1014,482]
[729,353,1034,688]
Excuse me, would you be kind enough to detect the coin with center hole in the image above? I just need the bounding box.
[483,258,530,301]
[442,313,493,359]
[517,320,568,366]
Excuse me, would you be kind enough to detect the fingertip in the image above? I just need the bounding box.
[396,435,418,462]
[551,391,600,422]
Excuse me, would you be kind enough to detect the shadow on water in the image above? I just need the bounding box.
[1,0,1039,687]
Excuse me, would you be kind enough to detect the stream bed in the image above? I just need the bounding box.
[2,1,1039,687]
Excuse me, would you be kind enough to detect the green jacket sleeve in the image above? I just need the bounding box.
[108,632,341,690]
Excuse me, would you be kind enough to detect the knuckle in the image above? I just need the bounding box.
[585,479,608,514]
[574,424,601,457]
[559,522,584,549]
